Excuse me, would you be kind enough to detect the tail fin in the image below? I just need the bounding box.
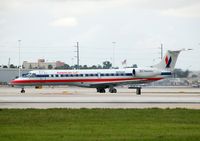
[153,50,182,70]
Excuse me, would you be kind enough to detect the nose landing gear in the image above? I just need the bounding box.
[21,88,25,93]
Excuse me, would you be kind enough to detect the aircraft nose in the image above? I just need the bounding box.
[10,79,17,85]
[10,79,21,85]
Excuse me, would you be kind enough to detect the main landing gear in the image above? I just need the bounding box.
[97,86,142,95]
[21,88,25,93]
[128,86,142,95]
[109,87,117,93]
[96,87,117,93]
[96,88,106,93]
[136,87,141,95]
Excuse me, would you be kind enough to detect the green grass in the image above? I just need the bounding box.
[0,108,200,141]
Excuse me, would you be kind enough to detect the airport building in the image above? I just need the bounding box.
[0,59,66,84]
[23,59,65,69]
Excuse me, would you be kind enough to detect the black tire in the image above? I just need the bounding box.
[112,88,117,93]
[109,88,117,93]
[96,88,100,93]
[100,88,106,93]
[136,88,141,95]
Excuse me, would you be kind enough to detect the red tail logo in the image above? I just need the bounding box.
[165,56,172,68]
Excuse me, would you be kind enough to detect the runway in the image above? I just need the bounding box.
[0,86,200,109]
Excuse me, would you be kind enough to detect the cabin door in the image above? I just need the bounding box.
[97,72,101,79]
[38,71,46,82]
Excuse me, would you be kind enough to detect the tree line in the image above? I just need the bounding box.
[0,61,114,69]
[0,62,192,78]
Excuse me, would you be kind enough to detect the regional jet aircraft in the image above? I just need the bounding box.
[11,50,183,94]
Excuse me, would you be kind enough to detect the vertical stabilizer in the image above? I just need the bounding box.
[153,50,182,70]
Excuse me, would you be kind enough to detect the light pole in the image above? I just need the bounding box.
[112,42,116,68]
[74,42,80,69]
[18,40,21,77]
[77,42,79,69]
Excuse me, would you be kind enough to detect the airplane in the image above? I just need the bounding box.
[11,50,183,94]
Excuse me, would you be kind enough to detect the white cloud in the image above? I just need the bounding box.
[49,17,78,27]
[0,0,200,70]
[0,19,6,24]
[162,3,200,18]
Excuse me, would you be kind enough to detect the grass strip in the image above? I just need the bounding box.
[0,108,199,141]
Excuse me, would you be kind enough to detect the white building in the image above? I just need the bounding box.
[23,59,64,69]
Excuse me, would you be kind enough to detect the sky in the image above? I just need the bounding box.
[0,0,200,70]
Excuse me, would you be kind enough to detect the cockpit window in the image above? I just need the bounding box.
[22,73,36,78]
[22,73,28,77]
[30,73,36,77]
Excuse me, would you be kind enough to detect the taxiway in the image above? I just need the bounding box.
[0,86,200,109]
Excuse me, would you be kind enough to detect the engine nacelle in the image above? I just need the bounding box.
[132,68,161,78]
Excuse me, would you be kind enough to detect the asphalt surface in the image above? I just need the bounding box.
[0,86,200,109]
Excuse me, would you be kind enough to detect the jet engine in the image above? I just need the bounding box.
[132,68,161,78]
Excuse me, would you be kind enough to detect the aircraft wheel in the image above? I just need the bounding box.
[112,88,117,93]
[96,88,100,93]
[100,88,106,93]
[97,88,106,93]
[136,88,141,95]
[21,88,25,93]
[109,88,117,93]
